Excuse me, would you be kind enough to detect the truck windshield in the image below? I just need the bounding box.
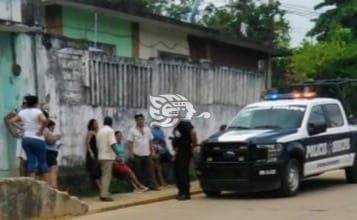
[229,105,306,130]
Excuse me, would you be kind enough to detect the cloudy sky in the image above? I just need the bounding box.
[205,0,324,47]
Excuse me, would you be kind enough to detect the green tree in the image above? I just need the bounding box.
[145,0,167,14]
[247,1,290,47]
[289,27,357,82]
[307,0,357,41]
[201,0,290,47]
[201,4,236,31]
[164,0,197,21]
[284,0,357,85]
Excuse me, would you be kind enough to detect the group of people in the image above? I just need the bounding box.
[6,95,62,188]
[84,116,150,201]
[5,95,198,202]
[85,113,197,201]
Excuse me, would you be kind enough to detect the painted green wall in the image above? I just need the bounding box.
[0,33,20,177]
[62,7,133,57]
[0,33,36,177]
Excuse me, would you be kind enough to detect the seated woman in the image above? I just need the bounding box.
[113,131,148,193]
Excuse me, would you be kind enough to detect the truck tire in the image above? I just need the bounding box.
[279,159,300,197]
[204,190,221,198]
[345,155,357,183]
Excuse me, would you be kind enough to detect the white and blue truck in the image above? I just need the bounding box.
[196,79,357,197]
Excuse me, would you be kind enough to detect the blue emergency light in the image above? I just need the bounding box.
[264,93,281,100]
[264,92,316,101]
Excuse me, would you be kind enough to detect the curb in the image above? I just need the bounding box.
[87,189,203,215]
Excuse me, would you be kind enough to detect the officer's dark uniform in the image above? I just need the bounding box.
[172,120,194,199]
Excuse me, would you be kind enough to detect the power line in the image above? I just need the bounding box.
[278,1,316,10]
[281,8,320,18]
[280,5,321,16]
[251,0,321,18]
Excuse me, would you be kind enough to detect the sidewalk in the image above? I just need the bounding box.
[82,181,202,215]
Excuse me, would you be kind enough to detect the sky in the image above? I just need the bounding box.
[205,0,324,48]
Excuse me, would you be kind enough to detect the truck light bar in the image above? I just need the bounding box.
[264,92,316,100]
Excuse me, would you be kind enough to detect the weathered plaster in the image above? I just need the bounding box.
[0,33,36,177]
[9,36,263,168]
[62,6,133,57]
[139,24,190,59]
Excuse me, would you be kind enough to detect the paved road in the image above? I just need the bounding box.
[77,171,357,220]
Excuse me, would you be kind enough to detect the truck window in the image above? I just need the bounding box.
[229,105,306,129]
[308,105,327,126]
[323,104,344,128]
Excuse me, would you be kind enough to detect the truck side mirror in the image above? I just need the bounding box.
[308,121,327,136]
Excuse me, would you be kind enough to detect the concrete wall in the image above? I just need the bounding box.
[0,0,22,22]
[0,33,36,177]
[62,7,133,57]
[0,33,264,174]
[139,24,190,59]
[0,177,88,220]
[34,39,260,166]
[55,104,240,166]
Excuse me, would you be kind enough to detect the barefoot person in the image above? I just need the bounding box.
[113,131,148,193]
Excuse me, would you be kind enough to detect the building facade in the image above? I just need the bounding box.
[0,0,37,177]
[0,0,280,178]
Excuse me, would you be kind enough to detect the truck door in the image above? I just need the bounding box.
[303,105,331,176]
[322,104,354,164]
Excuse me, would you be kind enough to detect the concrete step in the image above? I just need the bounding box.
[83,181,202,215]
[0,177,88,220]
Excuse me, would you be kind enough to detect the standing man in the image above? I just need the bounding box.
[172,117,198,201]
[128,114,160,191]
[97,116,119,202]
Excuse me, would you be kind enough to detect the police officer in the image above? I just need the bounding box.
[172,118,198,201]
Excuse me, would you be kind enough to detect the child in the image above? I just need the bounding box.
[44,120,62,188]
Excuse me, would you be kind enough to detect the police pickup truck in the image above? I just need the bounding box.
[196,91,357,197]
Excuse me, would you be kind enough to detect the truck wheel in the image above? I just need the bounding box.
[279,159,300,197]
[345,155,357,183]
[204,190,221,198]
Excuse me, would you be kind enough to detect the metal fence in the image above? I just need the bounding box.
[85,52,265,108]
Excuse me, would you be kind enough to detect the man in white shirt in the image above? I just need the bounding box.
[128,114,160,191]
[97,116,119,201]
